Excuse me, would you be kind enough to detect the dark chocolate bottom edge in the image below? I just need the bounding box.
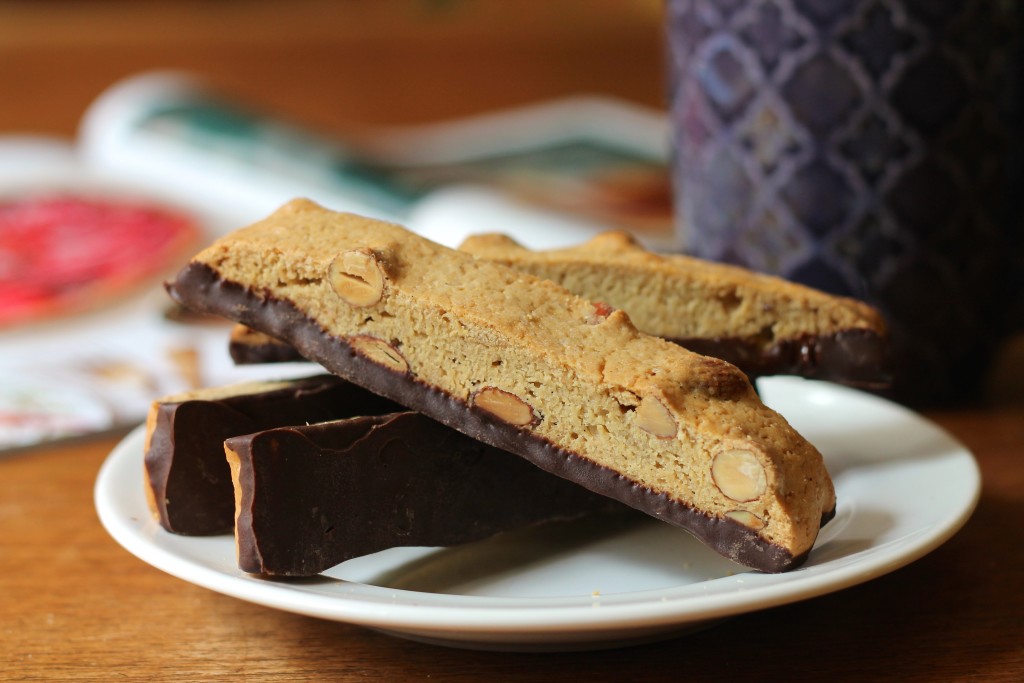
[675,330,891,388]
[167,262,834,573]
[229,339,306,365]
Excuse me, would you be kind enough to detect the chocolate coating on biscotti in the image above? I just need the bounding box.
[228,325,305,364]
[226,412,624,576]
[676,329,891,388]
[143,375,402,535]
[168,253,833,573]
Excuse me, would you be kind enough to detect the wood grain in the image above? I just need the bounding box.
[0,0,666,136]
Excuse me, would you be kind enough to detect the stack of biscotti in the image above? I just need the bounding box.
[143,375,403,535]
[142,377,621,576]
[225,411,623,576]
[164,199,838,573]
[227,230,888,387]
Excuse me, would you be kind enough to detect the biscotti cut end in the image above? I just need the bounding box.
[142,377,329,535]
[142,374,404,535]
[167,198,836,571]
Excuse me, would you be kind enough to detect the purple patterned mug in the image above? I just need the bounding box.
[666,0,1021,404]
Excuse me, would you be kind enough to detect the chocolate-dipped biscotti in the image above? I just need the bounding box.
[460,232,888,385]
[227,412,623,576]
[144,374,402,534]
[227,324,305,365]
[166,199,836,572]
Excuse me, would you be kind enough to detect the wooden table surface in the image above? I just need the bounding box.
[2,2,1023,681]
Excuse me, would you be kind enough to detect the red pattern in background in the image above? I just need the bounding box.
[0,195,198,327]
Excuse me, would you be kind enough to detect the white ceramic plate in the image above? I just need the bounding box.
[95,377,980,651]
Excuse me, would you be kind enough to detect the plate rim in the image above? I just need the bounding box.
[94,377,981,640]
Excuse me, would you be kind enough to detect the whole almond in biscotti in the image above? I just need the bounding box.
[166,198,837,572]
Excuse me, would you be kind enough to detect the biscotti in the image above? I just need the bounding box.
[166,199,836,572]
[227,412,623,576]
[228,324,304,364]
[460,232,889,385]
[144,374,401,534]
